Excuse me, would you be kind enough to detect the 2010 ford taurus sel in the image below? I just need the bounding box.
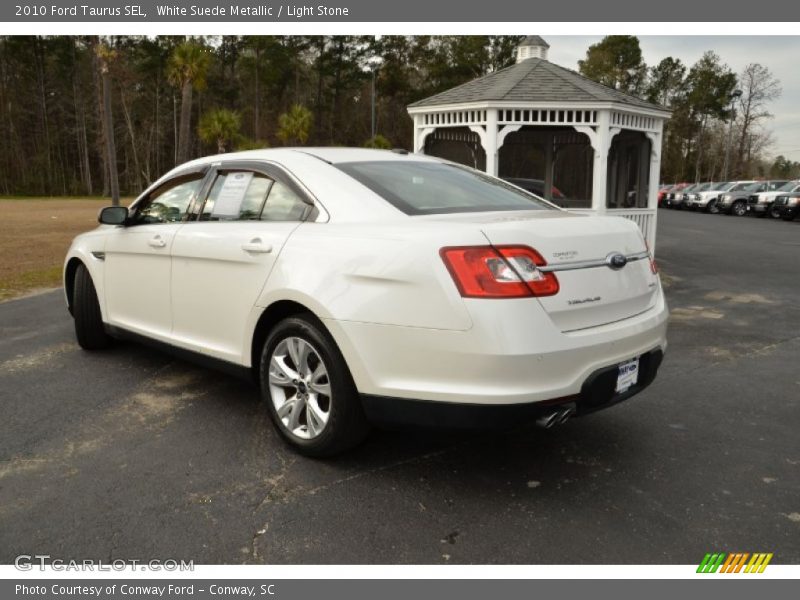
[64,148,668,456]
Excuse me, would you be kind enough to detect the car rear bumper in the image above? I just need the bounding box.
[361,348,663,428]
[324,286,669,407]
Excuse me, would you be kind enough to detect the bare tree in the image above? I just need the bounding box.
[734,63,781,177]
[97,41,120,206]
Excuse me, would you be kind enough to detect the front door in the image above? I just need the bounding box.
[103,172,206,339]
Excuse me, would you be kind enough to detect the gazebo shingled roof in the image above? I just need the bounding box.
[408,58,668,113]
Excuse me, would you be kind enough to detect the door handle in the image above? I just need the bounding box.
[241,238,273,254]
[148,235,166,248]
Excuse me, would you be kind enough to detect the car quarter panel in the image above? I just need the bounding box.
[253,221,482,332]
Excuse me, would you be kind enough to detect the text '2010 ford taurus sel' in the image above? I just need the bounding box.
[64,148,668,456]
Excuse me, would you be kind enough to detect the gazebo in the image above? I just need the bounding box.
[407,36,671,250]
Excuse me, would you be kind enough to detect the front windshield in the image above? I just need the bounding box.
[778,181,799,192]
[742,182,763,192]
[695,183,711,192]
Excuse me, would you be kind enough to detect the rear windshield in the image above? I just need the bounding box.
[335,160,554,215]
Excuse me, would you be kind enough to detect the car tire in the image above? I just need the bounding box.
[707,200,719,214]
[259,315,370,457]
[73,263,112,351]
[768,206,782,219]
[731,201,747,217]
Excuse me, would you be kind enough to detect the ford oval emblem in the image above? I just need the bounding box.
[606,252,628,270]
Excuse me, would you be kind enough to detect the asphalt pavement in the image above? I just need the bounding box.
[1,209,798,564]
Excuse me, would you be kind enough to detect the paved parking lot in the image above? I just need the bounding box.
[1,209,798,564]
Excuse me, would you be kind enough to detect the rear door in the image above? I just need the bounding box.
[170,162,313,363]
[103,171,207,338]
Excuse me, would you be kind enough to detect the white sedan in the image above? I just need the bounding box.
[64,148,668,456]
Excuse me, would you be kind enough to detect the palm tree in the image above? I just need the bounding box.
[277,104,313,146]
[167,40,211,164]
[198,108,242,154]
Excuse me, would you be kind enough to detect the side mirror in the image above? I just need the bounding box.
[98,206,128,225]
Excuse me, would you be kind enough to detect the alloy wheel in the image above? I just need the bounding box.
[268,337,332,439]
[733,202,746,216]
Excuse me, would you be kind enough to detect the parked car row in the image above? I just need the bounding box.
[658,180,800,220]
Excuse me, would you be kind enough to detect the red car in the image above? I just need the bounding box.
[662,183,691,208]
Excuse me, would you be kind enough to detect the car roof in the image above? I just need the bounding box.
[177,147,435,171]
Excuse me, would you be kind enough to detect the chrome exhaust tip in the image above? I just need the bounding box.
[535,411,561,429]
[557,403,577,425]
[536,403,577,429]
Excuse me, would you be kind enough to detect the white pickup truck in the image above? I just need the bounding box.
[746,180,800,218]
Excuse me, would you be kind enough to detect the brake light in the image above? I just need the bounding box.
[440,245,559,298]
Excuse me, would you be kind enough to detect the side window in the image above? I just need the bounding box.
[261,181,308,222]
[131,175,204,225]
[201,171,271,221]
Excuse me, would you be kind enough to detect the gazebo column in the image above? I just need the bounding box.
[645,127,663,210]
[412,114,421,152]
[591,110,613,215]
[574,113,618,215]
[644,127,664,252]
[544,132,554,200]
[485,109,499,176]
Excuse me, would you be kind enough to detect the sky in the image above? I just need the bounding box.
[545,36,800,162]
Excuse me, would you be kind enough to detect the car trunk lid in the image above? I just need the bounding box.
[457,211,659,331]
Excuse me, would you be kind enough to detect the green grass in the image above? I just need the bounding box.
[0,266,63,301]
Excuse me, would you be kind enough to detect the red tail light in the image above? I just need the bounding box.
[440,245,559,298]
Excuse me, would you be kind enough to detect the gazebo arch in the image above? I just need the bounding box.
[407,36,671,251]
